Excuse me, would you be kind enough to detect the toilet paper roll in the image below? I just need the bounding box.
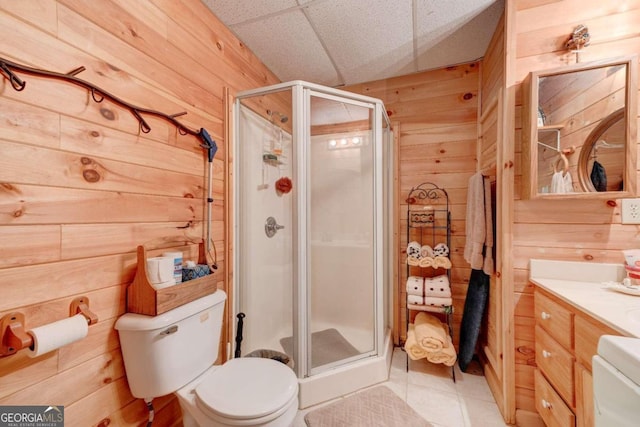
[27,314,89,358]
[146,256,175,284]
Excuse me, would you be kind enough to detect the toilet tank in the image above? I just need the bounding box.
[115,290,226,399]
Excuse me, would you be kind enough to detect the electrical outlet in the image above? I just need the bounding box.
[622,199,640,224]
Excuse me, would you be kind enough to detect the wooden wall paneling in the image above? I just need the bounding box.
[0,140,207,198]
[0,184,204,226]
[0,349,125,406]
[0,0,276,424]
[499,0,517,422]
[149,0,281,86]
[0,77,178,147]
[346,63,480,344]
[0,225,61,268]
[511,1,640,424]
[56,2,223,117]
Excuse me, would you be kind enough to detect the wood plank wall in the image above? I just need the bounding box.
[511,0,640,422]
[345,63,480,347]
[0,1,279,425]
[478,11,507,420]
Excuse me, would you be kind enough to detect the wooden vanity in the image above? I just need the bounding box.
[530,259,639,427]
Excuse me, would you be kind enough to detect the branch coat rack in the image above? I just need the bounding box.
[0,56,220,256]
[0,56,213,143]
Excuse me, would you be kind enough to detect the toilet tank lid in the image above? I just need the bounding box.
[115,290,226,331]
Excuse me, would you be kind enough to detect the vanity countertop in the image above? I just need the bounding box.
[530,259,640,338]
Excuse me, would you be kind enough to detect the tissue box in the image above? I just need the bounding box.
[182,264,211,282]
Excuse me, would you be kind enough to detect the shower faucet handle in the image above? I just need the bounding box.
[265,216,284,238]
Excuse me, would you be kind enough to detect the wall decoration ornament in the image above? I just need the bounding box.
[565,25,590,62]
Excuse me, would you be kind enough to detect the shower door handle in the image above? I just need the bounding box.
[265,216,284,238]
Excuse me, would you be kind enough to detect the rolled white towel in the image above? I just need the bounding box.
[424,275,451,298]
[406,276,424,296]
[433,242,450,257]
[407,294,424,305]
[407,241,422,259]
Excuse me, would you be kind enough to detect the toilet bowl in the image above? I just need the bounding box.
[114,291,299,427]
[176,358,298,427]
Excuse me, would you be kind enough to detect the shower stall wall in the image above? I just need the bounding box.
[234,81,393,408]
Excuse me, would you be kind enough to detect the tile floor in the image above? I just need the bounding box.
[292,347,508,427]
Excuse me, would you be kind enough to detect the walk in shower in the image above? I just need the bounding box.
[233,81,393,408]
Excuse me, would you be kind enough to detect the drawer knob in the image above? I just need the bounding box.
[541,311,551,320]
[542,350,552,358]
[541,399,552,409]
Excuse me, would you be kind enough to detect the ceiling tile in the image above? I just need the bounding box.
[416,0,503,71]
[201,0,504,86]
[202,0,298,25]
[232,9,341,86]
[415,0,498,53]
[305,0,415,85]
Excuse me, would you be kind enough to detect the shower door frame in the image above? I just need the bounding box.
[234,81,389,380]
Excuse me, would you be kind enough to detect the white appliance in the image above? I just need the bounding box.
[593,335,640,426]
[115,291,299,427]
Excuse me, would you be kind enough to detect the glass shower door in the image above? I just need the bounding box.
[235,93,294,363]
[306,91,377,374]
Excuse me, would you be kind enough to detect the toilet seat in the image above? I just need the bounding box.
[195,357,298,423]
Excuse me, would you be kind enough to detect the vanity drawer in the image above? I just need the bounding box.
[536,325,575,406]
[536,369,576,427]
[574,313,620,371]
[535,291,573,350]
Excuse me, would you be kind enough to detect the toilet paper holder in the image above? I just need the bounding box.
[0,296,98,357]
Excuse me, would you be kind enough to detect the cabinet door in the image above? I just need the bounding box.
[575,363,594,427]
[574,314,620,371]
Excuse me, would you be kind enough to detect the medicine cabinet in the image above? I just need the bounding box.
[521,56,638,199]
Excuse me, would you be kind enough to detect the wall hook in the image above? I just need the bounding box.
[0,62,26,91]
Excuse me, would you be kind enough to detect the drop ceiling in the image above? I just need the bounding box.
[202,0,504,87]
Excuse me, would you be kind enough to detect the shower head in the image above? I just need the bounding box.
[267,109,288,123]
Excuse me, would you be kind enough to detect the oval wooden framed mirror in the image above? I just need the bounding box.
[577,108,625,192]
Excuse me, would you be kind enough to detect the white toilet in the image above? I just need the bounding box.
[115,290,298,427]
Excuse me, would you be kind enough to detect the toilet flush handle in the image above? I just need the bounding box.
[160,325,178,335]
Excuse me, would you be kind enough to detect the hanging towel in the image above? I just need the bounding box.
[551,170,573,193]
[463,172,494,275]
[591,160,608,192]
[407,295,424,305]
[458,269,490,372]
[426,334,457,366]
[404,324,429,360]
[413,312,449,351]
[406,276,424,296]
